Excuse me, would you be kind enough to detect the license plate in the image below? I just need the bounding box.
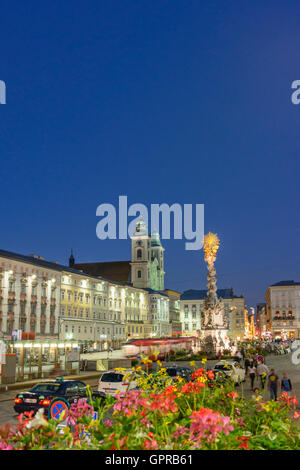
[24,398,37,403]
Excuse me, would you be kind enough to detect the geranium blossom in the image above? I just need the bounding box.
[189,407,234,446]
[67,398,93,426]
[181,381,205,394]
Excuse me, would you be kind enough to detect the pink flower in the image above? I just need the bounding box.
[104,419,113,427]
[227,391,238,401]
[0,441,13,450]
[144,439,159,450]
[113,390,148,417]
[67,398,93,426]
[189,408,234,446]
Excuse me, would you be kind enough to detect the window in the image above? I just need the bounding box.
[137,270,142,279]
[31,384,61,393]
[137,249,142,259]
[65,383,79,394]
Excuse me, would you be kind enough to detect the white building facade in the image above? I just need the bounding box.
[265,281,300,339]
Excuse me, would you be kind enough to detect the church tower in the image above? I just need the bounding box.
[130,217,150,289]
[130,218,165,291]
[149,228,165,291]
[69,249,75,267]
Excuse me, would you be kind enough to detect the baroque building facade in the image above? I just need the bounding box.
[265,280,300,339]
[0,250,61,340]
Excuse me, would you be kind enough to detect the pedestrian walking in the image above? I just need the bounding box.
[267,369,280,401]
[248,364,257,391]
[244,357,250,374]
[235,350,243,363]
[257,361,269,390]
[281,372,292,395]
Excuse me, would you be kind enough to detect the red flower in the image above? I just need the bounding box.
[149,394,178,414]
[191,368,205,380]
[181,381,205,394]
[236,436,249,449]
[207,370,214,380]
[227,391,238,400]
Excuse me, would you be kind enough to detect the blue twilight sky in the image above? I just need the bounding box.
[0,1,300,308]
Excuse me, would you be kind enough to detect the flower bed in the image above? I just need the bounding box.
[1,362,300,450]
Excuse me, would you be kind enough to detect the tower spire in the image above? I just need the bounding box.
[69,249,75,267]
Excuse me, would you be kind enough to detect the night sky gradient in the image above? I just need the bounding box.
[0,1,300,308]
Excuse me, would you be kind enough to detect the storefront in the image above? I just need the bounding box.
[273,329,296,340]
[6,340,80,381]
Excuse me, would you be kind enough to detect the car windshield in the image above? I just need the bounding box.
[30,383,62,393]
[100,373,125,383]
[166,368,178,377]
[166,368,191,377]
[214,364,232,371]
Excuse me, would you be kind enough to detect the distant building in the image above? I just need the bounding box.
[256,303,267,337]
[0,249,61,340]
[164,289,182,334]
[265,280,300,339]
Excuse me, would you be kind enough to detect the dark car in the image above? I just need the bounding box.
[165,366,192,381]
[14,378,105,417]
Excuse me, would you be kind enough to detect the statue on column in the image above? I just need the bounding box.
[201,232,229,354]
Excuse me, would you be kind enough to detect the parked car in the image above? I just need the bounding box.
[165,366,192,381]
[14,378,105,417]
[98,370,137,396]
[213,361,245,385]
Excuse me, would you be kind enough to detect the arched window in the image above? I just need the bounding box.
[137,249,142,259]
[137,270,142,279]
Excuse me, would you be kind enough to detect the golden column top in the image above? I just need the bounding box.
[203,232,220,263]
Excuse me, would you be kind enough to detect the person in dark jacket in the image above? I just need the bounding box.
[281,372,292,395]
[244,357,250,374]
[267,369,280,401]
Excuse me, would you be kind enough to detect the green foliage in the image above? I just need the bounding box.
[1,365,300,450]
